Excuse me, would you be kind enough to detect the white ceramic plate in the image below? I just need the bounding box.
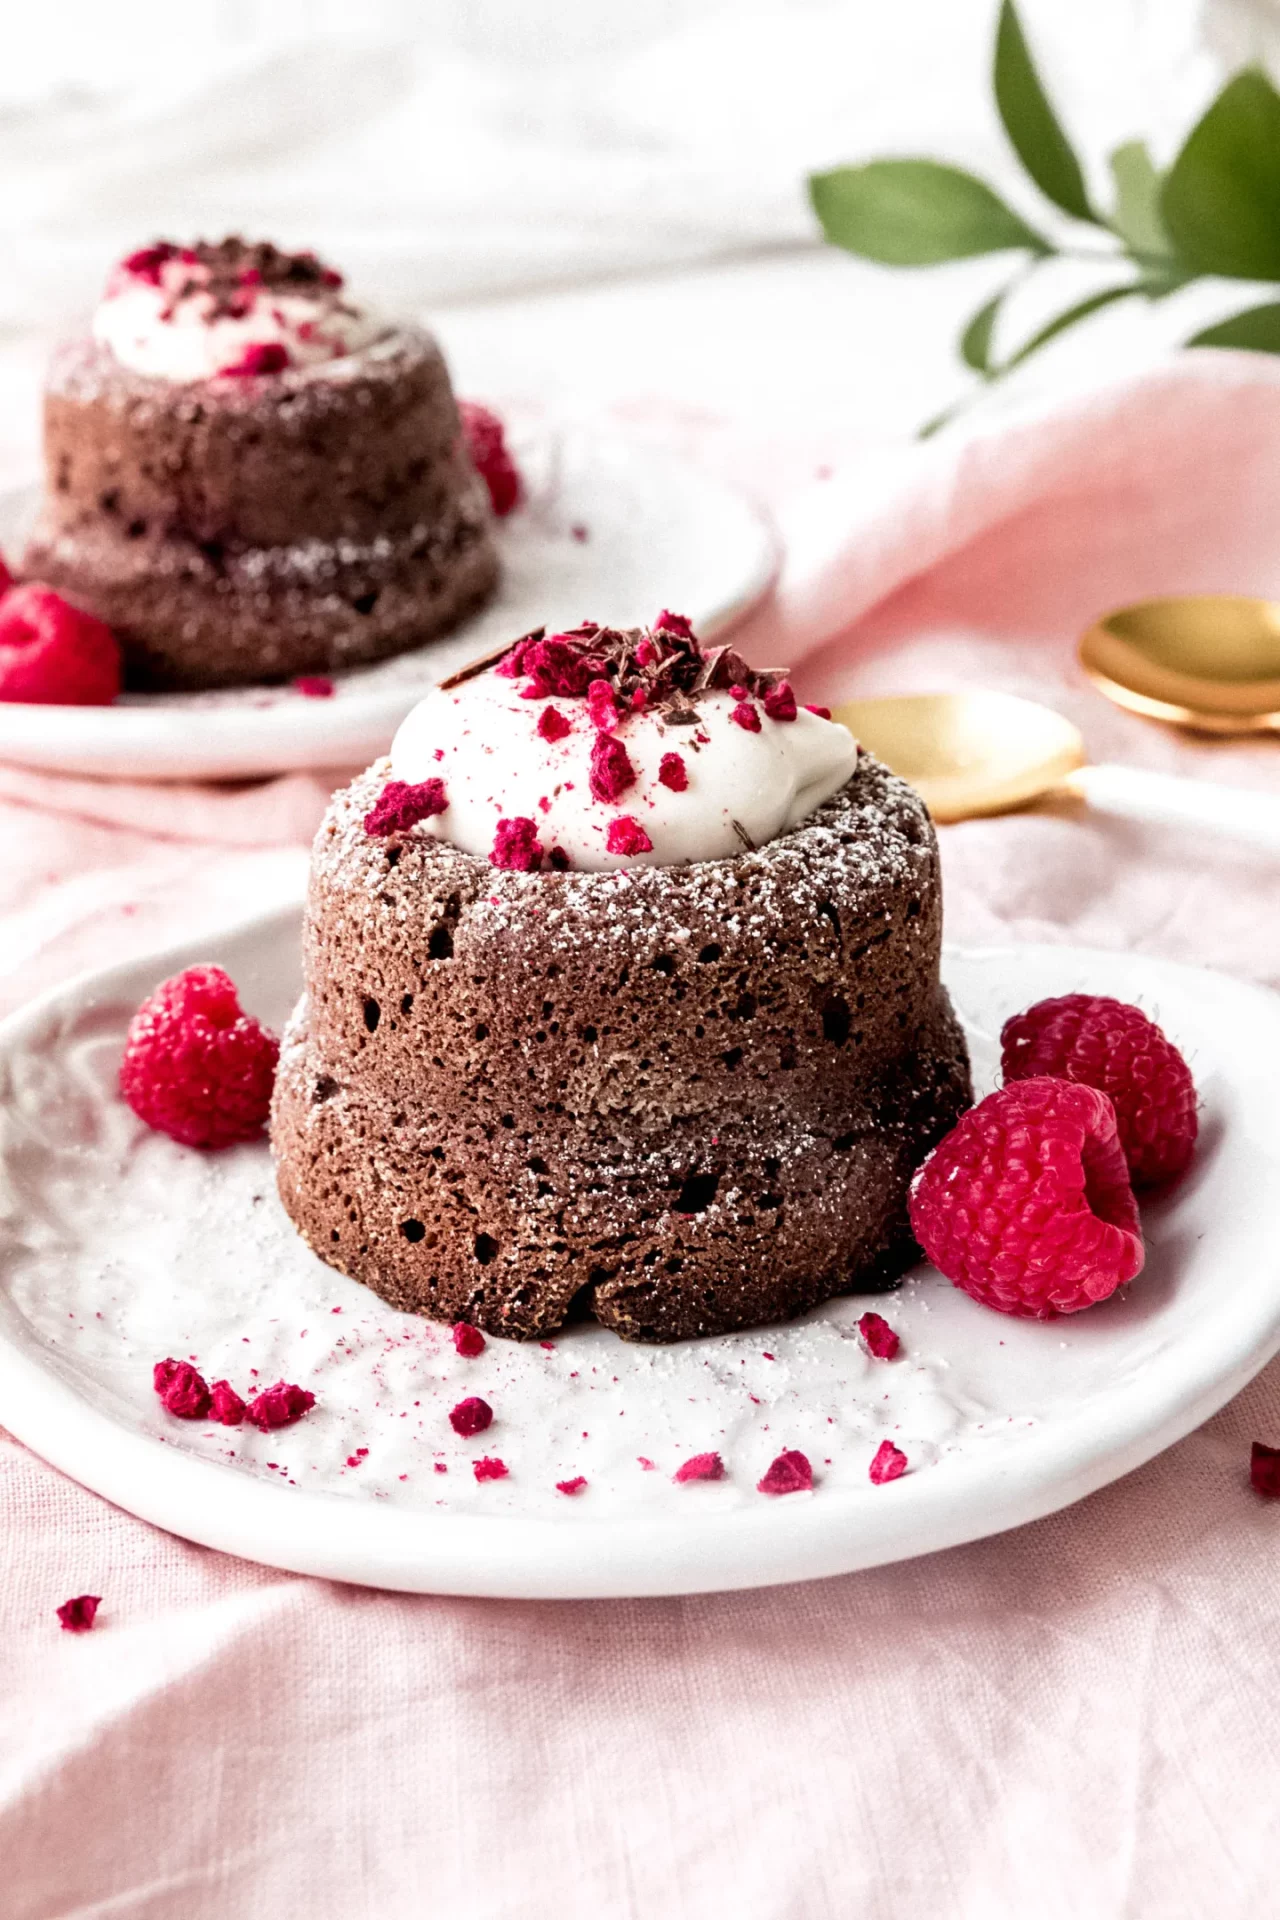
[0,429,777,781]
[0,908,1276,1599]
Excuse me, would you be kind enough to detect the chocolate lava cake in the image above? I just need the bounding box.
[271,615,972,1343]
[22,239,498,691]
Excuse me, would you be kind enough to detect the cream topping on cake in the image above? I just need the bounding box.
[92,238,380,381]
[387,616,858,870]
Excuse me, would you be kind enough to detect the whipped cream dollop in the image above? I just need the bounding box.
[386,617,858,871]
[92,239,381,381]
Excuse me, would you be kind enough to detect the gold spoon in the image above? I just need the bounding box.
[1079,594,1280,736]
[832,690,1280,848]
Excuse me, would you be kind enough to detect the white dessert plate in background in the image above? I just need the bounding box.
[0,911,1276,1600]
[0,428,777,782]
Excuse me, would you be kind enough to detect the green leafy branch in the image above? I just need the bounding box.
[809,0,1280,433]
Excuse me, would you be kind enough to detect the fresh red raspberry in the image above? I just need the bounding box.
[120,965,279,1149]
[459,400,522,516]
[909,1078,1144,1318]
[1000,993,1198,1186]
[0,583,121,706]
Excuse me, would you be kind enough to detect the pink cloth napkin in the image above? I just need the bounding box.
[6,351,1280,1917]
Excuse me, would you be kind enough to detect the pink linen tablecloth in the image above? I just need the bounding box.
[5,352,1280,1918]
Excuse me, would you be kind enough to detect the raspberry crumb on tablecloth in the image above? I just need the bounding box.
[56,1594,101,1632]
[474,1456,508,1482]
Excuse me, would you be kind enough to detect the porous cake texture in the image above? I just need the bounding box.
[24,327,497,689]
[272,752,972,1342]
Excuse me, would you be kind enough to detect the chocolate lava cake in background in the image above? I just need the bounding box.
[22,239,498,690]
[271,614,972,1343]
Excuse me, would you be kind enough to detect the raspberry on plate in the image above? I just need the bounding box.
[1001,993,1197,1186]
[119,965,279,1149]
[0,582,121,705]
[909,1077,1144,1318]
[458,401,521,518]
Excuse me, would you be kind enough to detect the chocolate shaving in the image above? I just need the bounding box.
[437,630,544,691]
[730,817,756,851]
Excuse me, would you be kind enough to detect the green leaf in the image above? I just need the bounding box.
[994,0,1095,223]
[1187,302,1280,352]
[809,161,1047,265]
[1108,141,1171,257]
[1000,284,1141,371]
[1161,70,1280,279]
[959,285,1012,371]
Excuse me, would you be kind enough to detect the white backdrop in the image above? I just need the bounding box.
[0,0,1244,327]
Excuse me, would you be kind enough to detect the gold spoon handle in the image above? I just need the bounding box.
[1066,764,1280,853]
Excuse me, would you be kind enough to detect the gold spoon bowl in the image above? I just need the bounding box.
[1079,594,1280,735]
[833,689,1280,851]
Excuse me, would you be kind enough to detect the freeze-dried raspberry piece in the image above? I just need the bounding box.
[246,1382,315,1431]
[449,1395,493,1437]
[474,1456,508,1482]
[804,704,831,719]
[909,1077,1144,1318]
[57,1594,101,1632]
[0,583,121,706]
[1000,993,1198,1186]
[869,1440,907,1484]
[730,701,761,733]
[658,752,688,792]
[757,1449,813,1495]
[491,816,544,871]
[586,678,619,730]
[458,401,522,517]
[556,1476,588,1496]
[209,1380,246,1426]
[653,610,695,639]
[589,732,636,805]
[537,705,571,743]
[674,1452,725,1483]
[153,1358,211,1419]
[363,778,448,836]
[513,636,604,699]
[120,965,279,1149]
[452,1322,486,1357]
[858,1312,899,1360]
[1251,1442,1280,1497]
[763,681,798,722]
[606,816,653,857]
[293,675,334,698]
[219,342,290,377]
